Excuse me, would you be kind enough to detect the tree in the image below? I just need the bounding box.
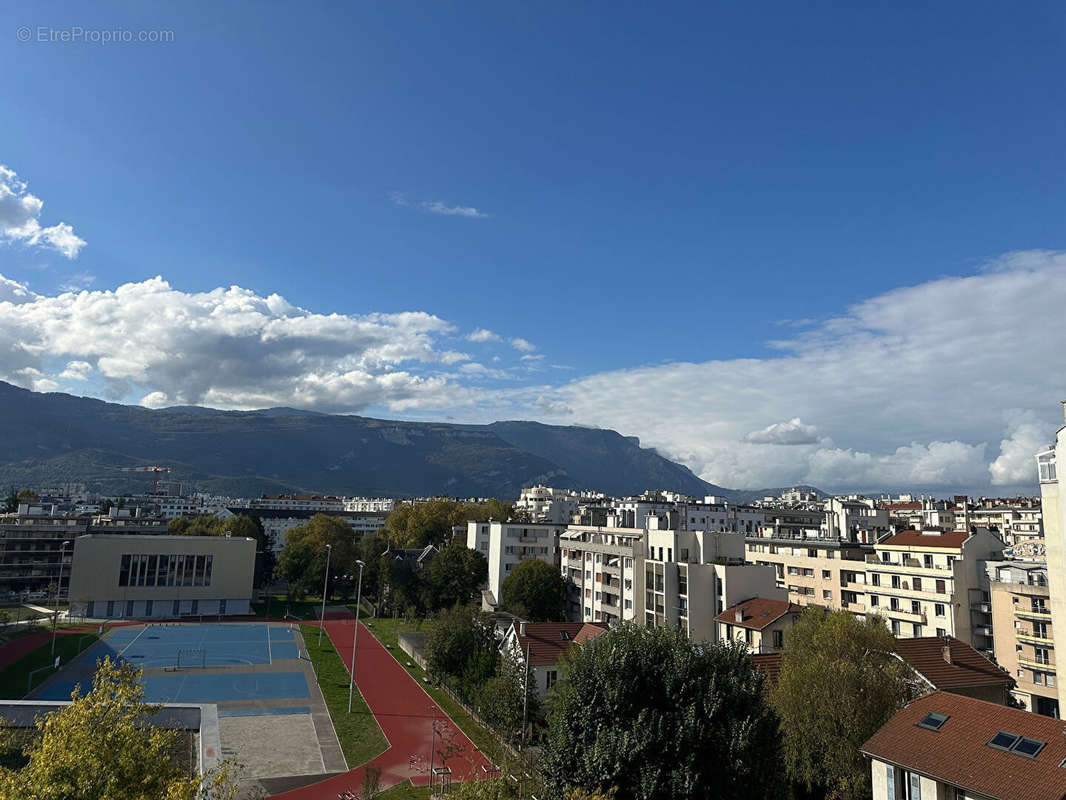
[772,608,922,800]
[500,559,567,621]
[542,623,783,800]
[0,657,239,800]
[275,514,359,601]
[381,498,517,548]
[15,489,38,504]
[425,604,498,701]
[3,489,18,514]
[479,645,539,745]
[421,540,488,611]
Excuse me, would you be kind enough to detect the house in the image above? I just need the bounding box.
[499,621,607,695]
[894,636,1014,705]
[862,691,1066,800]
[714,597,803,653]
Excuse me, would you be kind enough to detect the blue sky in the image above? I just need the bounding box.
[1,1,1064,491]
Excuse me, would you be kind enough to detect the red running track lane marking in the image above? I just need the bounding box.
[270,620,492,799]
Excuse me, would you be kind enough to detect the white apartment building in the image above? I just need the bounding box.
[516,486,583,524]
[466,520,566,605]
[1038,402,1066,716]
[966,498,1043,547]
[342,497,397,514]
[247,495,345,513]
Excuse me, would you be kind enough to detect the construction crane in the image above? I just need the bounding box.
[119,466,172,495]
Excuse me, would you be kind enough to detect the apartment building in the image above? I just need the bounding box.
[0,504,169,597]
[466,521,566,605]
[516,486,590,524]
[987,560,1057,717]
[863,691,1066,800]
[342,497,397,514]
[867,528,1004,646]
[1038,406,1066,718]
[967,497,1043,547]
[715,596,802,654]
[559,525,643,625]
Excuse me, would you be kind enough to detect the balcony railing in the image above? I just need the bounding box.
[1018,656,1055,672]
[1017,630,1054,646]
[1015,607,1052,620]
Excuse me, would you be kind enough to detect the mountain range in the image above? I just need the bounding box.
[0,381,809,502]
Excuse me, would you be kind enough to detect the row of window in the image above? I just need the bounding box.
[87,598,227,617]
[118,553,214,587]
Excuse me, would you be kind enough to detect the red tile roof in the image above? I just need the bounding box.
[879,530,970,549]
[510,622,608,666]
[894,637,1013,690]
[751,652,782,684]
[715,597,802,630]
[862,691,1066,800]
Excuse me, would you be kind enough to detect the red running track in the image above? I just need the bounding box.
[271,620,492,799]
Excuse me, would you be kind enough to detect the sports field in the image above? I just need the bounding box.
[98,622,300,667]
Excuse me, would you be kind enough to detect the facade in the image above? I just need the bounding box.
[714,596,802,653]
[0,504,169,597]
[499,621,607,696]
[559,525,643,625]
[987,560,1057,716]
[1038,407,1066,717]
[342,497,397,514]
[967,498,1043,547]
[68,534,256,619]
[868,528,1004,647]
[466,521,566,605]
[862,691,1066,800]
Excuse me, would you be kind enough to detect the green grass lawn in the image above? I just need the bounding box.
[301,626,390,768]
[374,780,432,800]
[0,632,100,699]
[251,594,362,620]
[361,616,537,786]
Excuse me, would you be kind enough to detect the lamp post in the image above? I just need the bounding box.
[347,559,366,713]
[318,544,332,646]
[428,704,438,795]
[51,540,71,658]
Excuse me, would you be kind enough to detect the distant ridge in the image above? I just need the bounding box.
[0,381,813,500]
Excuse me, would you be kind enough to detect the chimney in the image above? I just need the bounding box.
[519,621,526,636]
[941,644,952,665]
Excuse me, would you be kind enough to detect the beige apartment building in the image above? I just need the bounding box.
[68,534,256,618]
[867,528,1003,646]
[1037,407,1066,715]
[745,530,871,613]
[987,560,1057,717]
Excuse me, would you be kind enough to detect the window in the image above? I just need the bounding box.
[937,628,946,637]
[219,599,226,615]
[118,554,131,587]
[173,599,180,616]
[892,575,901,589]
[870,595,879,607]
[872,573,881,587]
[908,771,921,799]
[772,629,784,649]
[145,600,153,616]
[916,712,949,731]
[924,554,933,568]
[106,600,114,617]
[126,600,134,617]
[913,623,922,637]
[913,577,922,591]
[935,603,945,616]
[987,731,1046,758]
[885,765,895,800]
[86,601,95,618]
[822,569,831,579]
[936,579,946,593]
[823,590,832,600]
[190,599,198,615]
[891,620,901,635]
[911,600,920,615]
[546,670,558,690]
[891,598,900,611]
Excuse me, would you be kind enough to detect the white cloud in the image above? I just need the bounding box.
[989,410,1051,486]
[510,337,536,353]
[745,418,822,445]
[0,275,476,413]
[520,354,545,362]
[0,165,86,259]
[390,192,489,219]
[467,328,501,343]
[519,250,1066,491]
[0,274,37,304]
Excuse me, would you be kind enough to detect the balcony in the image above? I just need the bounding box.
[1018,656,1056,672]
[1015,607,1052,621]
[971,601,992,613]
[883,607,927,624]
[1017,630,1055,646]
[841,601,866,614]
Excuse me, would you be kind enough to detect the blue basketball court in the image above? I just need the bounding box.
[92,623,300,668]
[39,670,310,703]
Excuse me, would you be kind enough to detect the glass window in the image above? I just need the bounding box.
[146,555,158,586]
[204,555,213,586]
[190,599,198,615]
[106,600,114,617]
[173,599,180,616]
[219,599,226,615]
[885,765,895,800]
[126,600,134,617]
[908,772,921,799]
[145,600,153,616]
[118,554,131,587]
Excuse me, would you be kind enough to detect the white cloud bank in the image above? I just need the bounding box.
[524,250,1066,491]
[0,276,477,411]
[0,165,85,259]
[390,192,489,219]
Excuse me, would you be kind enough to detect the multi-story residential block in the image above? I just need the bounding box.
[342,497,397,514]
[0,504,169,597]
[1038,405,1066,718]
[987,560,1058,717]
[867,528,1003,647]
[714,596,802,654]
[559,525,644,625]
[243,494,345,513]
[466,521,566,605]
[862,691,1066,800]
[966,497,1043,547]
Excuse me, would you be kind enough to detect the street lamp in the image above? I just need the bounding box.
[318,544,332,646]
[347,559,366,713]
[51,541,71,658]
[428,704,439,795]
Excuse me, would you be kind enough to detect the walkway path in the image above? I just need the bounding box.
[271,620,491,799]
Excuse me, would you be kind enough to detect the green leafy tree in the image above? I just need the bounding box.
[425,604,498,701]
[382,557,423,617]
[276,514,359,601]
[500,559,567,621]
[479,646,539,745]
[421,540,488,611]
[542,623,783,800]
[2,489,18,514]
[0,657,239,800]
[772,609,921,800]
[276,539,316,600]
[358,531,386,601]
[382,498,516,548]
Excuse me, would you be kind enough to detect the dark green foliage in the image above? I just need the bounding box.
[421,541,488,611]
[425,604,498,702]
[772,609,921,800]
[541,623,784,800]
[275,514,359,601]
[478,646,539,745]
[500,559,567,621]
